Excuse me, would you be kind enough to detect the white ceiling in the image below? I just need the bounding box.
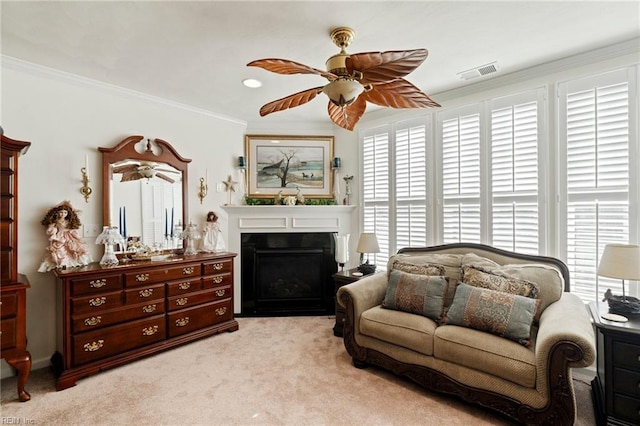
[2,1,639,128]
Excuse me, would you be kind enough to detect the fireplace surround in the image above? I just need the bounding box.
[222,205,356,314]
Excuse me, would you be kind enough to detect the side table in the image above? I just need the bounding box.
[589,302,640,426]
[332,268,376,337]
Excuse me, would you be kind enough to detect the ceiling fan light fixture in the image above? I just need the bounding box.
[322,79,364,107]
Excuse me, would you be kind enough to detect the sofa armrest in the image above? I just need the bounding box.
[535,292,596,372]
[337,272,388,312]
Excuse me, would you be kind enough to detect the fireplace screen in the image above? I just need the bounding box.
[241,232,336,316]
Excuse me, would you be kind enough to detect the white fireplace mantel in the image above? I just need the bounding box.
[222,205,356,313]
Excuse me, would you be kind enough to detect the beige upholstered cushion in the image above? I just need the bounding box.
[434,324,537,388]
[387,253,464,282]
[461,265,540,299]
[360,306,438,356]
[389,260,446,277]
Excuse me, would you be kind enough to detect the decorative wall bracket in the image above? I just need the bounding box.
[80,167,92,203]
[198,177,208,204]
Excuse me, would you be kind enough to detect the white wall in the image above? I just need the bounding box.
[1,60,253,375]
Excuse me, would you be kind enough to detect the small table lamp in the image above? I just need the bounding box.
[95,226,125,266]
[356,232,380,275]
[598,243,640,314]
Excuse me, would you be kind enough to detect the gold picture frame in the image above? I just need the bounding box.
[245,135,334,199]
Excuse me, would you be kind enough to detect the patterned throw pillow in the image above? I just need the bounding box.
[461,265,540,299]
[382,270,449,322]
[445,283,540,346]
[391,261,446,277]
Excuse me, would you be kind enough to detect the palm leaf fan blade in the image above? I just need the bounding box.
[259,87,324,116]
[327,97,367,131]
[247,58,336,80]
[364,79,440,109]
[346,49,428,84]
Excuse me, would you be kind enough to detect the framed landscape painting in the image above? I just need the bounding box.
[245,135,334,199]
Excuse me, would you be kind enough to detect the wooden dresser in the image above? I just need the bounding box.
[0,134,32,402]
[52,252,238,390]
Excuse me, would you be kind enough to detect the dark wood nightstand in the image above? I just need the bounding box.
[332,267,376,337]
[589,301,640,426]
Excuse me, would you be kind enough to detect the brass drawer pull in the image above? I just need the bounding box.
[175,317,189,327]
[139,288,154,298]
[142,304,157,313]
[182,267,195,275]
[84,340,104,352]
[136,273,150,282]
[84,316,102,326]
[176,297,188,306]
[215,289,226,297]
[142,325,159,336]
[215,307,227,316]
[212,276,223,284]
[178,282,191,290]
[89,297,106,307]
[212,263,223,270]
[89,279,107,288]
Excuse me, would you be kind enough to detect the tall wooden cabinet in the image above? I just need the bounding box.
[52,252,238,390]
[0,133,32,402]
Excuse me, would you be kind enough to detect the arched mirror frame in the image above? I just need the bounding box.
[99,135,191,242]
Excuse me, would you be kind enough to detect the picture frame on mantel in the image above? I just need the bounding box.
[245,135,334,199]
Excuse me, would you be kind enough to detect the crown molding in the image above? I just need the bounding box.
[1,55,247,127]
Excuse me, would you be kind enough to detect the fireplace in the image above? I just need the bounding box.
[221,205,356,314]
[241,232,336,316]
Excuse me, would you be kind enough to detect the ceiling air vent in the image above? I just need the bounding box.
[457,61,499,81]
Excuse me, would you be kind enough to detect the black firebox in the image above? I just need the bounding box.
[241,232,336,316]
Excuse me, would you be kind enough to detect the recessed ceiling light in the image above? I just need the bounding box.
[242,78,262,88]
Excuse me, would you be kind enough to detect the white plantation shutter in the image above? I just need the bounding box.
[441,113,481,243]
[362,129,390,264]
[396,125,427,249]
[560,70,632,302]
[491,101,539,254]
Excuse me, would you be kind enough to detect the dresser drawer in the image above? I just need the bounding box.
[203,272,232,289]
[203,259,232,276]
[167,277,203,296]
[0,292,17,318]
[73,315,165,366]
[72,291,123,314]
[124,263,200,286]
[167,299,233,338]
[124,283,165,305]
[72,301,166,333]
[612,393,640,424]
[70,274,122,296]
[167,289,216,312]
[0,317,16,350]
[209,284,232,301]
[613,341,640,371]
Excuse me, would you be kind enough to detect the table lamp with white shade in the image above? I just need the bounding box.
[598,243,640,314]
[356,232,380,275]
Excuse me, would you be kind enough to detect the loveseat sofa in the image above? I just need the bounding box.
[337,243,595,425]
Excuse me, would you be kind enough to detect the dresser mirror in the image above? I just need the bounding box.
[99,136,191,250]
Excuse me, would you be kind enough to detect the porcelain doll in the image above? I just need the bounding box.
[38,201,92,272]
[200,211,225,252]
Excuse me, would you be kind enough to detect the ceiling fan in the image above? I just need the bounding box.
[112,161,179,184]
[248,27,440,131]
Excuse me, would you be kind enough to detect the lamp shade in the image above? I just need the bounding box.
[322,79,364,107]
[598,244,640,280]
[356,232,380,254]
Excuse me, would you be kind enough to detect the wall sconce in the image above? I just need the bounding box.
[332,157,341,204]
[80,155,92,202]
[198,170,208,204]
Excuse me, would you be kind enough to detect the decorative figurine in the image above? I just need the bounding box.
[201,211,225,252]
[343,175,354,205]
[38,201,92,272]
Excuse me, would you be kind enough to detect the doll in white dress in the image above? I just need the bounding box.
[201,211,225,252]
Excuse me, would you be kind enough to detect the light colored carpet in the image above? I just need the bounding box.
[1,316,595,425]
